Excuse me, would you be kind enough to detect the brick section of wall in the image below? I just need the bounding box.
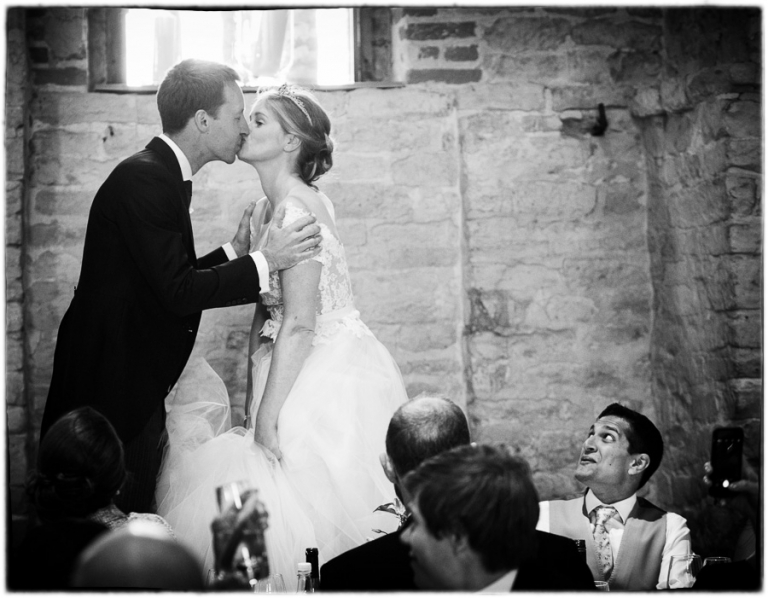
[6,8,31,522]
[640,8,761,557]
[26,8,88,91]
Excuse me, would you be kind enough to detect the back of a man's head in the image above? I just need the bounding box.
[385,395,470,477]
[598,402,664,488]
[72,521,204,590]
[403,443,539,576]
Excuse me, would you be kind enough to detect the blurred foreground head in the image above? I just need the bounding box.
[72,520,204,590]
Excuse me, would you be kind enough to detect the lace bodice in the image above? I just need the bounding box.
[251,194,368,344]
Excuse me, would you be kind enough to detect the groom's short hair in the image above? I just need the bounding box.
[157,59,240,135]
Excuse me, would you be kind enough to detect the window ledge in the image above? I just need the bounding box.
[92,81,405,94]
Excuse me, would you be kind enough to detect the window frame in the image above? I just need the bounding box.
[87,7,401,93]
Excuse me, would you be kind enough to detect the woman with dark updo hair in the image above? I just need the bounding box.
[156,85,408,578]
[28,407,174,537]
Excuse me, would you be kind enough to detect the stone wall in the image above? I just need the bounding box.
[7,6,762,549]
[639,7,762,557]
[6,8,31,519]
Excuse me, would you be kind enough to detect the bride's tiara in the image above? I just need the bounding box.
[276,83,312,125]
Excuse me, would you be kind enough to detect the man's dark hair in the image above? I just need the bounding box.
[157,59,240,134]
[402,443,539,574]
[599,402,664,488]
[385,396,470,477]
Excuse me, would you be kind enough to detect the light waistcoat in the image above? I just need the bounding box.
[549,494,667,591]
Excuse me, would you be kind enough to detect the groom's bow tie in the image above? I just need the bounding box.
[183,180,193,210]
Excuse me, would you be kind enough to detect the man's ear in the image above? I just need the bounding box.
[380,453,398,484]
[193,109,210,132]
[628,453,650,477]
[451,532,471,557]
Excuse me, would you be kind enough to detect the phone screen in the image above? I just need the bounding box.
[710,428,743,497]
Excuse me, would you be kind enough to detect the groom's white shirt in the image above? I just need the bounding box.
[159,134,270,293]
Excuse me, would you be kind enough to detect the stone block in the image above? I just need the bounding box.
[552,84,629,111]
[33,188,94,217]
[6,136,26,180]
[365,220,458,269]
[630,87,663,117]
[354,267,458,325]
[418,46,439,60]
[729,310,761,348]
[346,87,453,118]
[319,181,413,222]
[687,67,734,103]
[33,66,87,87]
[7,406,28,434]
[8,434,28,487]
[724,100,761,138]
[35,91,138,125]
[6,370,25,406]
[5,212,22,246]
[571,19,661,51]
[728,255,762,309]
[406,68,482,84]
[445,45,478,62]
[392,151,457,187]
[725,173,759,217]
[332,154,391,183]
[485,17,571,52]
[609,50,662,84]
[728,218,761,254]
[492,53,568,85]
[726,138,760,170]
[660,78,690,113]
[567,48,616,86]
[401,21,476,41]
[732,348,761,378]
[6,301,23,333]
[44,8,87,60]
[729,378,762,419]
[730,62,759,85]
[333,116,451,154]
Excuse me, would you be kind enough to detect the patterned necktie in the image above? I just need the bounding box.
[591,505,619,579]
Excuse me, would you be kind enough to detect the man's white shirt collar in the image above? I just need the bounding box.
[158,134,193,181]
[478,569,518,593]
[585,488,637,524]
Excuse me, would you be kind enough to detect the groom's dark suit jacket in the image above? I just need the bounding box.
[41,137,262,443]
[321,525,595,591]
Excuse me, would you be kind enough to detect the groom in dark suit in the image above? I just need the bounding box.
[40,59,320,514]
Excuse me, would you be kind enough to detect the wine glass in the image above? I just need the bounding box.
[703,556,732,567]
[216,479,251,512]
[667,554,702,588]
[257,574,286,593]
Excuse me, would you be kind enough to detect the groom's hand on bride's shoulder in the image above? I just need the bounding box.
[262,203,322,272]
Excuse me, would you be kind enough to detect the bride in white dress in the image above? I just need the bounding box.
[155,85,407,579]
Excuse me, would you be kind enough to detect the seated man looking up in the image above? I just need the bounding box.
[537,402,692,590]
[400,443,539,592]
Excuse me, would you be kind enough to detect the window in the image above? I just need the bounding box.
[88,7,396,91]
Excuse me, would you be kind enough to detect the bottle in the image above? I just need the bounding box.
[574,539,587,562]
[305,547,320,591]
[296,562,313,593]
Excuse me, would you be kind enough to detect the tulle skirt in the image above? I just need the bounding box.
[156,315,407,579]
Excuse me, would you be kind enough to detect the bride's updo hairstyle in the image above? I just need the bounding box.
[27,407,126,521]
[258,84,334,188]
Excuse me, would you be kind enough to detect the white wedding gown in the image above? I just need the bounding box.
[155,192,407,579]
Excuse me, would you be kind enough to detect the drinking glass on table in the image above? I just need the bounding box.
[667,554,702,588]
[594,581,609,591]
[256,574,286,593]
